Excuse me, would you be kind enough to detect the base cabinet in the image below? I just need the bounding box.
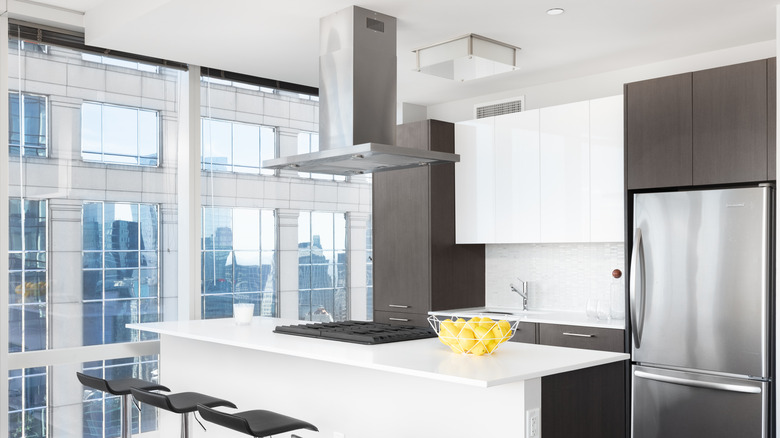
[542,361,626,438]
[510,322,626,438]
[373,310,430,327]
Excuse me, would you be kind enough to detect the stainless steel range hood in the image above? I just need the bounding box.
[262,6,459,176]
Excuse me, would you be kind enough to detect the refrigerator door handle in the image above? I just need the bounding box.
[630,228,645,348]
[634,370,762,394]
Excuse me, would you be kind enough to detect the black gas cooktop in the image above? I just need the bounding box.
[273,321,437,345]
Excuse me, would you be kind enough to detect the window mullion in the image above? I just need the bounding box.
[1,15,12,438]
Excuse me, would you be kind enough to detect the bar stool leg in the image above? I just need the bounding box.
[121,393,132,438]
[181,412,189,438]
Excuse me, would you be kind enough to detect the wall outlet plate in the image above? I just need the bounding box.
[525,408,540,438]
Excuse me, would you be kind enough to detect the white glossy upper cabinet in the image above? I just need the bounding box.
[540,101,591,242]
[455,118,496,243]
[494,110,541,243]
[589,95,624,242]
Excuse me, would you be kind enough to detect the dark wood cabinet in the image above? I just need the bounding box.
[693,60,769,185]
[372,120,485,326]
[537,324,626,438]
[506,321,538,344]
[538,323,624,353]
[542,361,626,438]
[625,58,776,190]
[373,310,430,327]
[625,72,693,190]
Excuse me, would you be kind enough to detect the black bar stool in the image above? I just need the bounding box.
[197,404,318,437]
[76,371,169,438]
[131,387,236,438]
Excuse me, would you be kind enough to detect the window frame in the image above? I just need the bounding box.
[8,91,49,158]
[80,101,162,167]
[200,206,278,319]
[200,117,276,176]
[81,201,162,346]
[297,211,349,322]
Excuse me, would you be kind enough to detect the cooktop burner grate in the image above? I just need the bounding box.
[273,320,437,345]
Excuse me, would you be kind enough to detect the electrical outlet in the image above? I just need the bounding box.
[525,408,540,438]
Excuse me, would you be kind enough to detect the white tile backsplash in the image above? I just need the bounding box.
[485,242,625,312]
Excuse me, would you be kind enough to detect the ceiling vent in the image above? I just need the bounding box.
[474,96,525,119]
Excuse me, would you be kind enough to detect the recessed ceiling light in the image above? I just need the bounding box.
[547,8,565,15]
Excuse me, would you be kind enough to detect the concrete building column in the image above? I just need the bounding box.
[48,198,85,438]
[277,209,300,319]
[347,212,370,321]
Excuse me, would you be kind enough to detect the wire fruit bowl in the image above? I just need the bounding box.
[428,315,520,355]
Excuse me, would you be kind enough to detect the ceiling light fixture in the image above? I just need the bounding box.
[547,8,565,15]
[412,33,521,82]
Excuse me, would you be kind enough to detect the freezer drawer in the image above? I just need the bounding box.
[632,365,768,438]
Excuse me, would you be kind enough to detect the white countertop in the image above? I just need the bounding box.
[429,307,627,330]
[128,317,628,388]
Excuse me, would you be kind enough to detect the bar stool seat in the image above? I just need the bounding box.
[198,404,318,437]
[76,372,169,438]
[131,387,236,438]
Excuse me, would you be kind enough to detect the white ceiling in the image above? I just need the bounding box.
[18,0,780,106]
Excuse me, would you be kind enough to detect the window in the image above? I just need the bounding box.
[9,199,47,353]
[8,367,46,438]
[9,199,47,438]
[9,93,47,158]
[7,31,182,438]
[201,207,276,319]
[81,102,160,166]
[298,212,347,322]
[82,202,160,345]
[80,357,158,438]
[201,118,275,175]
[296,132,346,182]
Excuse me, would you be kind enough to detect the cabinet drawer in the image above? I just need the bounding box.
[539,323,624,352]
[507,321,538,344]
[373,310,429,328]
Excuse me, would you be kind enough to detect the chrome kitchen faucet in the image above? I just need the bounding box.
[510,279,529,311]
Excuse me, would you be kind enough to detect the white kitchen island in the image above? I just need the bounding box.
[129,317,628,437]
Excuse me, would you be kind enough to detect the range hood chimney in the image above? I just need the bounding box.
[262,6,459,176]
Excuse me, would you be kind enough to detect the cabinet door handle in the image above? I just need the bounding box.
[562,332,594,338]
[388,304,410,308]
[389,318,410,322]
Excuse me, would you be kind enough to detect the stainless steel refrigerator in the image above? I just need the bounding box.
[630,186,773,438]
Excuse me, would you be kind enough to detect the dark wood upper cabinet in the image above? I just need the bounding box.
[625,58,776,190]
[372,120,485,324]
[625,73,693,190]
[693,59,769,185]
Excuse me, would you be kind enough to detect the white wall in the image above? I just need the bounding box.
[428,40,776,123]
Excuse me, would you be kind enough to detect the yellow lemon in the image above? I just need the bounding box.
[473,325,490,341]
[454,318,466,331]
[471,340,488,356]
[497,320,513,343]
[439,320,459,345]
[478,317,496,330]
[457,327,477,353]
[474,326,498,354]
